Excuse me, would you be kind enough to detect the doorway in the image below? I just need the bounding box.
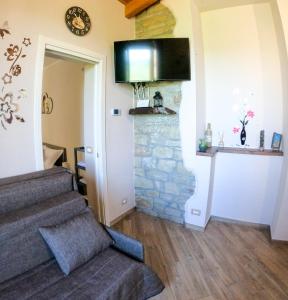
[34,37,107,223]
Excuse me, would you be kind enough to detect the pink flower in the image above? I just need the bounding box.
[233,127,240,134]
[247,110,255,119]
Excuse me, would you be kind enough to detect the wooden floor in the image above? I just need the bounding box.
[114,212,288,300]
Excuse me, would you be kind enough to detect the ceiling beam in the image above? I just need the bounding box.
[118,0,133,4]
[118,0,159,18]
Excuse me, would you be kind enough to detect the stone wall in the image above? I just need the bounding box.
[134,3,195,224]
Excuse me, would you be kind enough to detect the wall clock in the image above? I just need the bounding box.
[65,6,91,36]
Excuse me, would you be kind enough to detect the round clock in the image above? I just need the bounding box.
[65,6,91,36]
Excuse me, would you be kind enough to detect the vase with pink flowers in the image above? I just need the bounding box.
[233,110,255,146]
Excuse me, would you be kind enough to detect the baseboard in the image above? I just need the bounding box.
[270,238,288,245]
[210,215,270,229]
[187,216,288,244]
[185,222,206,232]
[109,207,135,226]
[267,226,288,244]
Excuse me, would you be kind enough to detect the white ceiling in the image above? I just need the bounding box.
[194,0,271,12]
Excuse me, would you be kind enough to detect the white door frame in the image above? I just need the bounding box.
[33,36,108,223]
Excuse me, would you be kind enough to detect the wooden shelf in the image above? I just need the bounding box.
[197,146,283,157]
[129,107,176,115]
[197,147,218,157]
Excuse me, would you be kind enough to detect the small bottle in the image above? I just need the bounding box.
[259,130,264,151]
[205,123,212,148]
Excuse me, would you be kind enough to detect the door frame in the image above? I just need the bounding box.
[33,36,108,223]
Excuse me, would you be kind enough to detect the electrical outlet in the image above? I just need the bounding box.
[121,198,128,206]
[191,209,201,216]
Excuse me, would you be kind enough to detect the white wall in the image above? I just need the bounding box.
[202,3,283,149]
[212,154,282,224]
[0,0,135,224]
[164,0,285,228]
[198,3,283,226]
[42,58,84,171]
[271,0,288,240]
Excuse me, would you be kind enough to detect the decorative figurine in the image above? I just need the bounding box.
[259,130,264,151]
[153,91,163,107]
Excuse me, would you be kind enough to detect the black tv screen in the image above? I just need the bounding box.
[114,38,191,83]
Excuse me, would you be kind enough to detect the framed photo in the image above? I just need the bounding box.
[136,99,150,108]
[271,132,282,151]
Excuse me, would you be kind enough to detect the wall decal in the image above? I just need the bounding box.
[0,23,31,130]
[42,92,54,114]
[0,21,10,39]
[0,89,26,130]
[1,73,12,84]
[3,38,31,85]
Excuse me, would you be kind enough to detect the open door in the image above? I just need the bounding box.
[83,64,105,222]
[35,38,107,224]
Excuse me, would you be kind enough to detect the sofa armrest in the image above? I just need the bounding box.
[103,226,144,262]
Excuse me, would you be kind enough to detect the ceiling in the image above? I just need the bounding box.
[194,0,271,12]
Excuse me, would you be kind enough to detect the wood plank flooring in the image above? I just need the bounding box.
[114,212,288,300]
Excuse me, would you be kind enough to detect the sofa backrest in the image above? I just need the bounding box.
[0,168,87,284]
[0,192,87,284]
[0,168,74,214]
[0,167,66,187]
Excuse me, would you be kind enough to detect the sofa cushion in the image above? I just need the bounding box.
[0,192,87,284]
[0,248,164,300]
[39,210,112,275]
[0,170,74,214]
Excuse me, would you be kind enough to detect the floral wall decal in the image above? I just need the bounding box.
[2,38,31,85]
[0,21,10,39]
[0,89,26,130]
[0,21,31,130]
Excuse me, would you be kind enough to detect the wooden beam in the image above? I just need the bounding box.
[125,0,158,18]
[118,0,133,4]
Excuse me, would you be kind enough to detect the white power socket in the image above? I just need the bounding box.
[191,209,201,216]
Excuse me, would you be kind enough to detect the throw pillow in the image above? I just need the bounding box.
[43,146,63,169]
[39,210,112,275]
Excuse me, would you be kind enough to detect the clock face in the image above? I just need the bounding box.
[65,6,91,36]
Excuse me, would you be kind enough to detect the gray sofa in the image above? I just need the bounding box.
[0,167,164,300]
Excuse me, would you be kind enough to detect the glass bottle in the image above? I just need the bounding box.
[205,123,212,148]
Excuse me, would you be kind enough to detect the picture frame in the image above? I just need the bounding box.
[136,99,150,108]
[271,132,282,151]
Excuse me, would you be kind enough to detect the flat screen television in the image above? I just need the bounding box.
[114,38,191,83]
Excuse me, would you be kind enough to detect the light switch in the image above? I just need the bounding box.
[86,147,93,153]
[111,108,121,116]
